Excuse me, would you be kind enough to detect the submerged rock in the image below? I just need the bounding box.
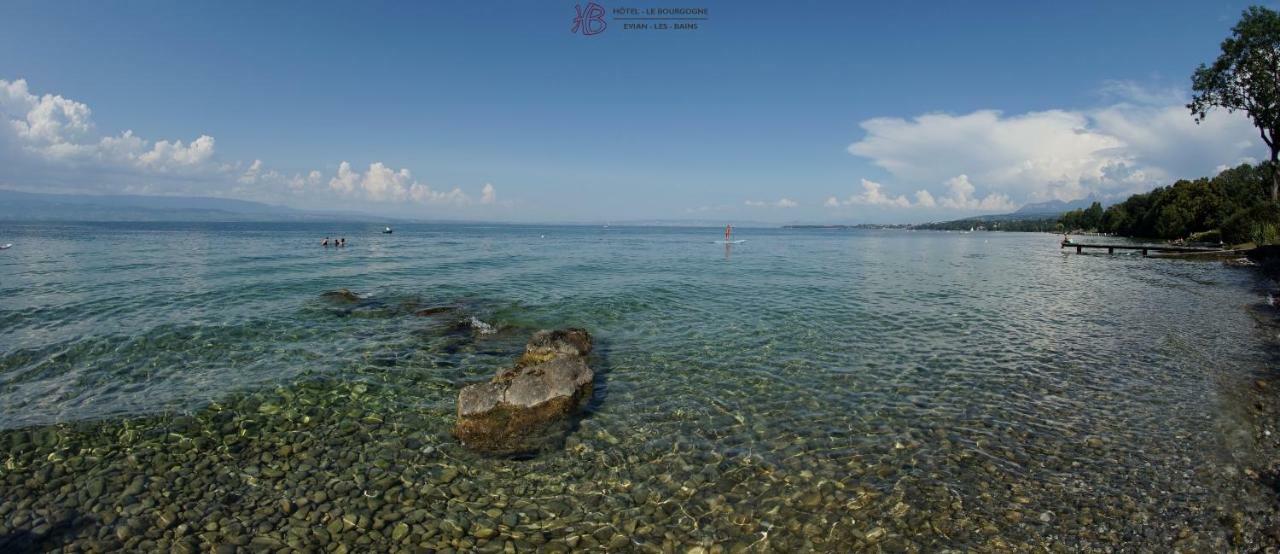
[414,305,456,317]
[320,289,362,304]
[520,328,592,364]
[454,328,594,454]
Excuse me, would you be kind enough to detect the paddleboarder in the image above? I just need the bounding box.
[724,224,732,242]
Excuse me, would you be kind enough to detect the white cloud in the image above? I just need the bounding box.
[362,162,414,202]
[137,135,216,169]
[0,78,224,184]
[913,189,936,208]
[1,78,92,145]
[410,183,468,204]
[239,159,263,184]
[826,178,911,208]
[937,174,1016,211]
[327,160,477,205]
[0,77,501,212]
[329,161,359,194]
[287,170,323,191]
[824,176,1014,212]
[744,198,798,208]
[848,84,1261,205]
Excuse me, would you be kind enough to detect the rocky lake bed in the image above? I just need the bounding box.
[4,225,1280,552]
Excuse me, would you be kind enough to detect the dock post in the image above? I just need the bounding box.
[1108,247,1113,254]
[1076,245,1082,253]
[1141,248,1147,256]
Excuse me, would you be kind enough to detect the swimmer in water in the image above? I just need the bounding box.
[724,224,732,242]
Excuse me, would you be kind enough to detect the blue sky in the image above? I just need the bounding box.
[0,1,1270,222]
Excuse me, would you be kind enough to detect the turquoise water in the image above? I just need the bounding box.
[1,222,1277,551]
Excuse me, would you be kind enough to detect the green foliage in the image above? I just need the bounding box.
[1058,202,1104,232]
[920,162,1276,242]
[1221,201,1280,244]
[1190,6,1280,199]
[1189,6,1280,126]
[1058,6,1280,243]
[1067,163,1277,244]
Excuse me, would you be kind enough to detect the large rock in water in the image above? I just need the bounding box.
[454,329,594,454]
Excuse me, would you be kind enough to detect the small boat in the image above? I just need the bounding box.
[382,227,393,234]
[0,244,10,250]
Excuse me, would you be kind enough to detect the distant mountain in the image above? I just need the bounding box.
[1013,197,1106,216]
[604,219,776,228]
[0,189,400,222]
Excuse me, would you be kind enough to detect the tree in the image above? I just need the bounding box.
[1189,6,1280,201]
[1083,201,1103,231]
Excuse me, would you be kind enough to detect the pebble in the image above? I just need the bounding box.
[2,342,1277,554]
[864,527,886,543]
[437,468,460,484]
[392,522,410,541]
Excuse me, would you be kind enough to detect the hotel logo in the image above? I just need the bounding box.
[572,3,608,35]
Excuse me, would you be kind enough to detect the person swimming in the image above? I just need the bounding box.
[322,237,330,247]
[339,237,346,247]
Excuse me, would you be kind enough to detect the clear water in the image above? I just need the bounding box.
[0,222,1276,551]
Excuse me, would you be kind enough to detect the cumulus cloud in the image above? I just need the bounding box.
[329,161,359,194]
[0,78,225,183]
[0,78,92,145]
[287,170,324,191]
[744,198,798,208]
[913,189,936,208]
[138,135,216,169]
[847,83,1261,205]
[824,176,1015,212]
[327,161,474,205]
[0,77,501,211]
[937,175,1016,211]
[825,179,911,208]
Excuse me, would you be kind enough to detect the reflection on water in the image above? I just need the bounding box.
[0,222,1277,551]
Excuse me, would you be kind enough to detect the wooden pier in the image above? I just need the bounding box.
[1060,240,1222,256]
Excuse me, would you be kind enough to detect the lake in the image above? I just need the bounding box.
[0,221,1276,551]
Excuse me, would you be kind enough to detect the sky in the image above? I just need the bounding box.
[0,0,1272,223]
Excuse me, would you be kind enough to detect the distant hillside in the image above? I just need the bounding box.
[0,190,394,222]
[900,196,1114,232]
[1014,196,1108,216]
[606,219,776,228]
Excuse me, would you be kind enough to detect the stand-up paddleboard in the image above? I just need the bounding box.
[0,244,10,250]
[713,240,746,244]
